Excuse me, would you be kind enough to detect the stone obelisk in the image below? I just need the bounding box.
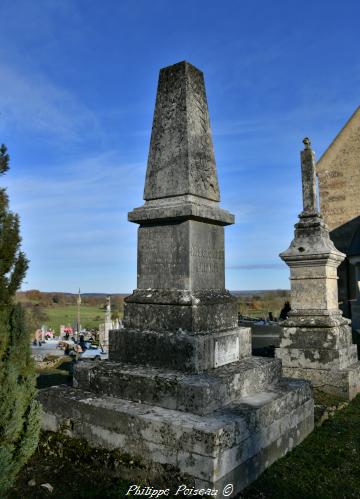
[39,62,313,495]
[276,138,360,399]
[110,60,247,371]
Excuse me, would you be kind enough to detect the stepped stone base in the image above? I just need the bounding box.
[74,357,282,416]
[39,378,313,496]
[281,363,360,400]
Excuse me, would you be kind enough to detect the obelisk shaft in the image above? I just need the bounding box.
[120,60,238,337]
[301,138,318,214]
[144,61,219,202]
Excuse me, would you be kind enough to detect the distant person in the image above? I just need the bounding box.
[268,312,274,322]
[279,301,291,320]
[79,334,86,351]
[64,344,70,356]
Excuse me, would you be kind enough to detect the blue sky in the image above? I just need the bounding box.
[1,0,359,293]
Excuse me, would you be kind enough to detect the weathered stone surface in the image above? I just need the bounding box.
[38,378,313,496]
[276,139,360,399]
[38,63,314,495]
[282,364,360,400]
[137,220,225,291]
[317,107,360,232]
[122,292,238,334]
[144,61,219,202]
[280,214,344,314]
[128,195,234,225]
[300,138,318,215]
[276,344,358,370]
[73,357,282,416]
[121,66,238,340]
[278,323,353,350]
[110,327,251,373]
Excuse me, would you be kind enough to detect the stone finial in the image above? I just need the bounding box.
[300,137,318,214]
[144,61,220,202]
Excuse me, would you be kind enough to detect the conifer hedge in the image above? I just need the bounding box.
[0,144,41,493]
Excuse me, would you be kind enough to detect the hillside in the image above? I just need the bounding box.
[16,290,127,334]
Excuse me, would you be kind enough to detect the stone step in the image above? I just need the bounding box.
[73,357,282,416]
[38,378,313,496]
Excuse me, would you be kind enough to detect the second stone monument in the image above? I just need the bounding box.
[276,138,360,400]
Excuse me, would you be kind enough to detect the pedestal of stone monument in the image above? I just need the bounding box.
[275,139,360,400]
[38,62,313,496]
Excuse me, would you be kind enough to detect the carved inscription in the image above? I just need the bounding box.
[138,224,189,289]
[214,335,240,367]
[190,244,224,274]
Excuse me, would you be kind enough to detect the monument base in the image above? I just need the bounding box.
[39,377,313,496]
[276,313,360,399]
[109,326,251,373]
[73,357,282,415]
[281,364,360,400]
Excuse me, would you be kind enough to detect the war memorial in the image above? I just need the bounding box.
[38,61,318,495]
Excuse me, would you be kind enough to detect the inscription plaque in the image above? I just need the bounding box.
[214,334,239,368]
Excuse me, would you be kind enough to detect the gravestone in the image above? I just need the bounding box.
[276,138,360,399]
[98,296,113,350]
[38,62,313,495]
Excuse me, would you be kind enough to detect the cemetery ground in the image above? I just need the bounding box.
[7,375,360,499]
[45,304,103,332]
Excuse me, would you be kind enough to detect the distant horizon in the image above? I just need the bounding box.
[18,288,291,295]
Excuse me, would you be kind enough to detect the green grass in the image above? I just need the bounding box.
[241,395,360,499]
[44,305,104,332]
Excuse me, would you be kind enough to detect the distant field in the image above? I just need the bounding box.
[237,289,291,320]
[44,305,105,334]
[18,289,291,331]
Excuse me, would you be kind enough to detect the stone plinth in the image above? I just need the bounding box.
[110,326,249,373]
[39,62,313,496]
[276,139,360,400]
[39,379,313,494]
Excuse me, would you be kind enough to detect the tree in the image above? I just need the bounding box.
[0,144,41,493]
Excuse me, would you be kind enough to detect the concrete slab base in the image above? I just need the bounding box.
[38,378,313,497]
[281,362,360,400]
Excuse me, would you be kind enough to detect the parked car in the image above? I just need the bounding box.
[79,345,108,361]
